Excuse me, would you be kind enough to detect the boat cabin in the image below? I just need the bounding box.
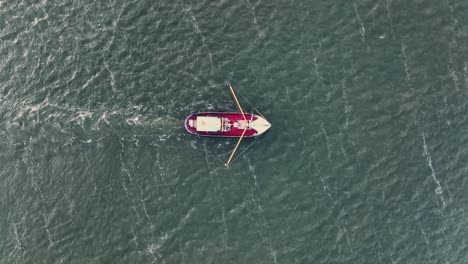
[193,116,221,132]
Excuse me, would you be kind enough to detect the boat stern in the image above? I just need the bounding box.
[184,114,197,134]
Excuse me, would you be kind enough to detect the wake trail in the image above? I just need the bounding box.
[139,186,153,225]
[10,222,24,251]
[385,0,396,40]
[84,149,97,194]
[154,152,168,186]
[312,153,332,199]
[3,98,184,144]
[443,0,463,92]
[313,41,325,86]
[119,139,147,236]
[421,133,446,208]
[246,159,279,264]
[245,0,265,39]
[24,140,57,248]
[185,4,214,67]
[464,62,468,89]
[203,141,229,251]
[444,0,459,31]
[419,225,430,246]
[312,150,354,254]
[448,41,460,91]
[353,3,367,47]
[320,122,332,161]
[104,61,117,93]
[119,139,166,261]
[400,42,412,82]
[376,239,385,264]
[339,130,349,161]
[42,213,55,248]
[336,211,354,255]
[341,79,352,128]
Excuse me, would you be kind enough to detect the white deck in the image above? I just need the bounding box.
[196,116,221,132]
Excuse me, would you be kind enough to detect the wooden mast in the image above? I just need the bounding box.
[225,84,249,166]
[225,127,248,166]
[229,84,246,121]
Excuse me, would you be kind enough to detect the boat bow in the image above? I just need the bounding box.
[251,116,271,135]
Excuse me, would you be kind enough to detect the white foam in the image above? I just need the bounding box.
[313,43,324,83]
[130,229,139,248]
[104,62,117,93]
[420,226,430,245]
[138,186,154,229]
[68,110,93,125]
[400,42,411,81]
[353,3,367,45]
[119,139,134,199]
[320,176,332,198]
[340,142,349,161]
[444,0,459,29]
[345,227,354,254]
[81,70,101,90]
[448,41,460,90]
[376,240,385,264]
[42,213,55,247]
[203,142,229,249]
[146,243,160,263]
[463,62,468,89]
[97,111,110,125]
[385,0,396,39]
[31,15,49,26]
[341,80,352,128]
[155,152,168,185]
[67,69,78,85]
[320,123,332,160]
[246,0,265,39]
[126,115,141,125]
[246,159,278,264]
[132,204,141,222]
[11,223,23,249]
[186,5,214,67]
[312,154,332,198]
[421,133,446,208]
[14,98,49,120]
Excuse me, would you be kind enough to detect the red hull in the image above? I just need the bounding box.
[185,112,270,137]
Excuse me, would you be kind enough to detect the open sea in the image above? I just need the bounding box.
[1,0,468,263]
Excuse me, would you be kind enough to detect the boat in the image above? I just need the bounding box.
[184,112,271,138]
[184,84,271,165]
